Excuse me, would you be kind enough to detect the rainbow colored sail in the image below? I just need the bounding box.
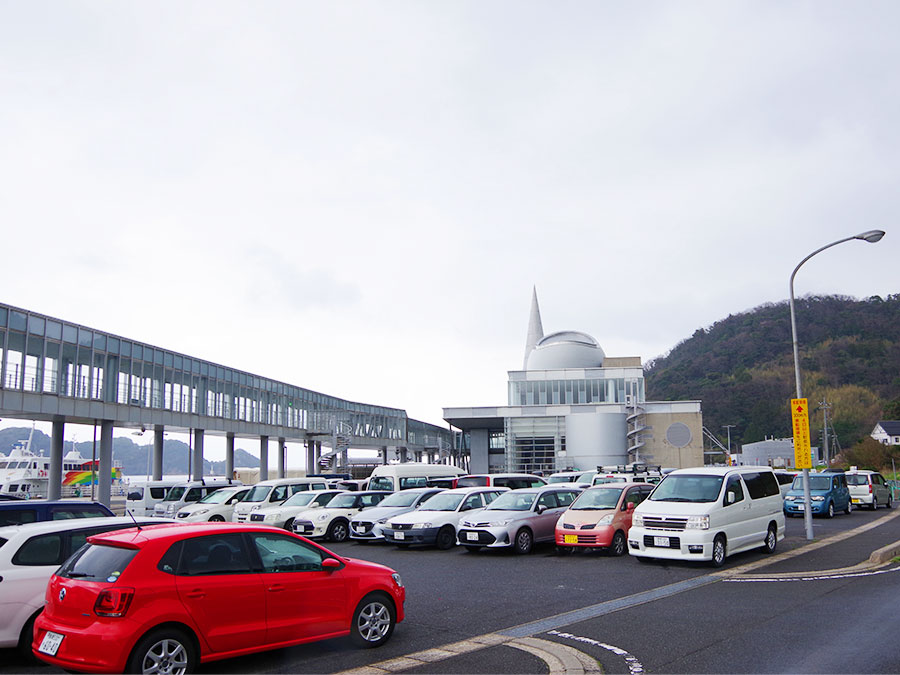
[62,467,122,486]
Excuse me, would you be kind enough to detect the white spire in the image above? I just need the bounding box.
[524,286,544,369]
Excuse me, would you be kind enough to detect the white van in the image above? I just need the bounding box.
[231,477,329,523]
[125,480,181,517]
[153,478,242,518]
[628,466,785,567]
[366,463,467,492]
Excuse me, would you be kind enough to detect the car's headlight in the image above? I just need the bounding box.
[376,517,388,524]
[412,522,430,529]
[193,509,209,516]
[251,504,261,511]
[391,572,404,588]
[785,495,796,501]
[264,512,280,520]
[317,513,331,521]
[490,519,513,527]
[686,515,709,530]
[596,514,614,526]
[632,513,644,527]
[461,520,474,528]
[811,496,825,502]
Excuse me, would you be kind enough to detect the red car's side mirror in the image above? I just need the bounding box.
[322,558,342,571]
[626,502,636,511]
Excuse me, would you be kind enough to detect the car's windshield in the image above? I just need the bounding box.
[650,475,723,503]
[572,487,623,510]
[199,489,240,504]
[326,494,360,509]
[792,475,832,490]
[485,492,536,511]
[593,477,626,485]
[282,492,319,507]
[419,493,465,511]
[244,485,273,502]
[547,475,576,483]
[163,486,186,502]
[379,491,426,508]
[846,474,869,486]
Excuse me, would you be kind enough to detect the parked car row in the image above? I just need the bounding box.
[783,468,893,518]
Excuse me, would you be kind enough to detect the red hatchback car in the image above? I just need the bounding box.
[32,522,405,674]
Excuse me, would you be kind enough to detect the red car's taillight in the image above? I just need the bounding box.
[94,587,134,617]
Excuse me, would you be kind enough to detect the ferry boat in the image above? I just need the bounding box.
[0,427,124,499]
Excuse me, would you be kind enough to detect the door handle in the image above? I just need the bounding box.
[185,590,206,599]
[267,584,285,593]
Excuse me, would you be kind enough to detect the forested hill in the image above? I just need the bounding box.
[645,294,900,451]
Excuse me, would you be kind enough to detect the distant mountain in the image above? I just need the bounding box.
[645,294,900,452]
[0,427,261,477]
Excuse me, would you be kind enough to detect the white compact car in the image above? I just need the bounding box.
[291,491,391,542]
[349,487,445,542]
[175,485,251,522]
[628,466,785,567]
[247,489,345,529]
[845,469,893,509]
[0,516,172,657]
[380,487,507,550]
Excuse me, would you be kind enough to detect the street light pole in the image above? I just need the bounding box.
[789,229,885,541]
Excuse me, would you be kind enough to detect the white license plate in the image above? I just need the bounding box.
[394,531,405,540]
[466,531,479,541]
[796,504,805,510]
[653,536,670,547]
[38,631,64,656]
[356,525,365,532]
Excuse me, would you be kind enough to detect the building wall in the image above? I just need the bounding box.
[639,409,704,469]
[564,411,627,469]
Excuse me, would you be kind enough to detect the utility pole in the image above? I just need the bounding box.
[723,425,735,465]
[819,398,831,465]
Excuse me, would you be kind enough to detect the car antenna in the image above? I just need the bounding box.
[125,506,142,531]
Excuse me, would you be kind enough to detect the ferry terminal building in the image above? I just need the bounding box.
[443,291,704,475]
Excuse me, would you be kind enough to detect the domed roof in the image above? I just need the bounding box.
[525,330,605,370]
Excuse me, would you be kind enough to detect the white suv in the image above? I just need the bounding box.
[0,516,170,657]
[846,469,893,510]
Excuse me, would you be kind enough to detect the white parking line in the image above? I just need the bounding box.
[723,564,900,583]
[548,630,645,675]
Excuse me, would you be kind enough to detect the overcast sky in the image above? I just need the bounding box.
[2,2,898,461]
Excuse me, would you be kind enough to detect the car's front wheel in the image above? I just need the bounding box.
[513,528,533,555]
[825,502,835,519]
[328,519,349,542]
[283,518,294,531]
[871,497,878,511]
[436,525,456,550]
[609,531,627,557]
[350,593,396,648]
[711,535,727,567]
[208,515,224,522]
[126,628,196,675]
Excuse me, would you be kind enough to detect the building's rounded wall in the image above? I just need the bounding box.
[526,331,605,370]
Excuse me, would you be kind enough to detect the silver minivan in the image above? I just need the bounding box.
[846,469,893,509]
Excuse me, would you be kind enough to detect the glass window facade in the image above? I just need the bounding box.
[0,303,450,448]
[508,377,644,406]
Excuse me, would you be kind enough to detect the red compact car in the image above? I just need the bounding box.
[32,522,405,674]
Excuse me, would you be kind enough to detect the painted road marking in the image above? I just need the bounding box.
[723,564,900,583]
[548,630,645,675]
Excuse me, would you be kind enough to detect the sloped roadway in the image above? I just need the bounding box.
[4,507,899,674]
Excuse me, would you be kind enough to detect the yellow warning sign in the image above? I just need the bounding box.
[791,398,812,469]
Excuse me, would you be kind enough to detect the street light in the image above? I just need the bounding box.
[789,229,885,540]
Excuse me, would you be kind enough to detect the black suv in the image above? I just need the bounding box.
[0,500,114,527]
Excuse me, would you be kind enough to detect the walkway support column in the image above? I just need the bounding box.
[277,437,285,479]
[48,419,65,500]
[315,441,321,470]
[306,441,315,475]
[226,433,235,480]
[259,436,269,482]
[381,447,388,465]
[192,429,204,481]
[153,426,164,481]
[98,421,113,507]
